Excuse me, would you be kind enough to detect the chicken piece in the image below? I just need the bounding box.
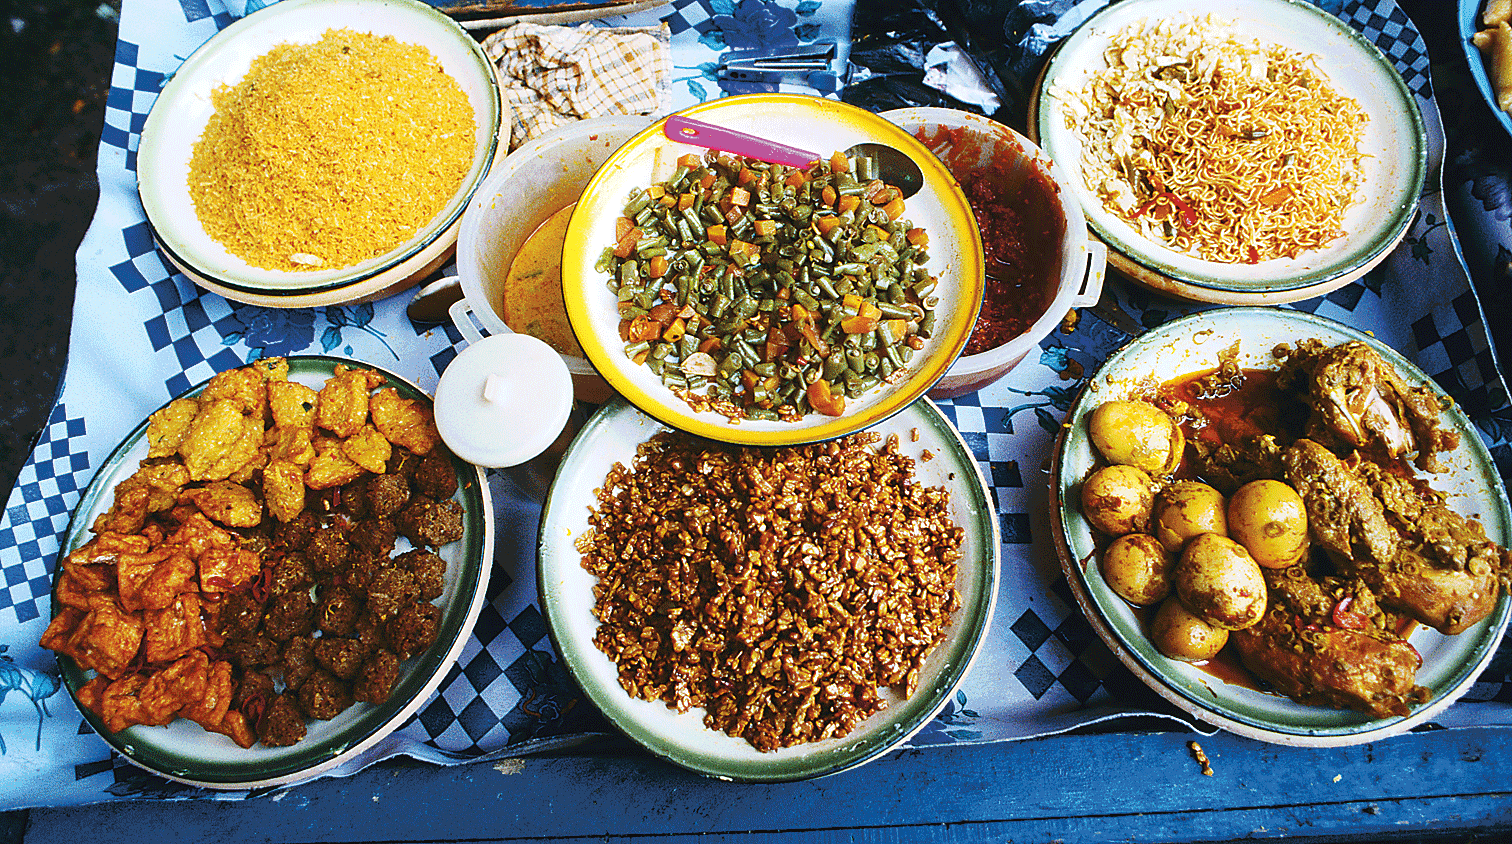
[1233,612,1423,718]
[342,424,392,474]
[369,388,440,455]
[144,397,200,458]
[1284,439,1506,635]
[1293,340,1459,473]
[179,398,263,481]
[1229,568,1425,717]
[1282,439,1398,566]
[183,480,263,528]
[317,365,385,438]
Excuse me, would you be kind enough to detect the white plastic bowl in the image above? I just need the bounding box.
[454,115,655,405]
[881,108,1106,398]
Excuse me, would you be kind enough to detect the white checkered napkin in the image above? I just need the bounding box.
[483,22,671,149]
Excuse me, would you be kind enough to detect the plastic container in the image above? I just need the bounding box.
[454,115,655,404]
[880,108,1106,398]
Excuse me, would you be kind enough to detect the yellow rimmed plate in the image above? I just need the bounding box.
[561,94,984,446]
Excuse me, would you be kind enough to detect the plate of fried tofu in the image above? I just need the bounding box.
[39,356,492,788]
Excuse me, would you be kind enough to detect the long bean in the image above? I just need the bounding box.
[605,150,937,420]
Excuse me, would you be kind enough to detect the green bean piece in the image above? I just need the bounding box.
[747,407,780,421]
[919,310,937,339]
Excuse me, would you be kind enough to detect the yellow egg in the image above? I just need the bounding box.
[1152,480,1227,553]
[1150,597,1229,661]
[1175,533,1268,630]
[1100,533,1173,606]
[1087,400,1185,476]
[1227,479,1309,569]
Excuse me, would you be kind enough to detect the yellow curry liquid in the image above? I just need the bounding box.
[501,203,584,358]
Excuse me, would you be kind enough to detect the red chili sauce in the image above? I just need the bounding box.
[914,125,1065,356]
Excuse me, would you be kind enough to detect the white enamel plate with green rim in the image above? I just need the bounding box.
[538,397,999,781]
[560,93,986,447]
[1050,308,1512,746]
[54,356,493,788]
[1034,0,1426,304]
[136,0,501,302]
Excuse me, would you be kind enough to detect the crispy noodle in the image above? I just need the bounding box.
[1061,16,1368,264]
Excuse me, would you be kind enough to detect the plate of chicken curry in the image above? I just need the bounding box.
[1050,308,1511,745]
[39,356,492,787]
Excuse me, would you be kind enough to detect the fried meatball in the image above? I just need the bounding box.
[386,601,440,660]
[366,567,420,621]
[267,553,314,596]
[354,615,388,651]
[223,633,282,670]
[306,525,349,575]
[313,636,372,680]
[259,692,307,746]
[334,475,371,521]
[397,497,464,548]
[272,509,319,552]
[316,585,362,637]
[263,590,315,641]
[388,448,421,481]
[353,649,401,705]
[394,549,447,602]
[341,551,387,595]
[280,635,317,691]
[413,449,458,500]
[366,473,410,518]
[216,589,266,640]
[234,669,274,713]
[297,669,353,721]
[349,516,397,558]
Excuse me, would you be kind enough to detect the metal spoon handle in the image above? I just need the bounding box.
[662,115,818,167]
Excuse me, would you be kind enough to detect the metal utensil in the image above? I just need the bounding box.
[661,115,924,198]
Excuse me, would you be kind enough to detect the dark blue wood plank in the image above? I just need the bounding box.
[20,728,1512,843]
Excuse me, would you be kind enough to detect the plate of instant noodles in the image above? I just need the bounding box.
[1031,0,1426,304]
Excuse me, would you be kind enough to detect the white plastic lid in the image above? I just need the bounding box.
[433,333,575,468]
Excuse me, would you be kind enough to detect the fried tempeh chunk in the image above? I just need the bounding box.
[183,480,263,528]
[369,388,440,455]
[179,398,263,481]
[316,365,386,439]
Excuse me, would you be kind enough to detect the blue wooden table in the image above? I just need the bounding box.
[10,727,1512,841]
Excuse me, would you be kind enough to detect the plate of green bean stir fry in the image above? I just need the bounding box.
[562,94,985,446]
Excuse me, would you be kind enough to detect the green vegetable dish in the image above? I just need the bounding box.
[597,150,937,421]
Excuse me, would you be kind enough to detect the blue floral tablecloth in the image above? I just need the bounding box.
[1,0,1510,810]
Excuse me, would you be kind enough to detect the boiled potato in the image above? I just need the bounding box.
[1228,479,1309,569]
[1150,597,1229,661]
[1101,533,1173,606]
[1087,400,1185,476]
[1080,464,1155,536]
[1153,480,1227,552]
[1175,533,1267,630]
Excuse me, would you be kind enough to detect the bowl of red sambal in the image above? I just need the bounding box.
[884,108,1105,398]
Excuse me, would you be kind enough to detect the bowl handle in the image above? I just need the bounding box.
[448,297,487,345]
[1071,240,1108,308]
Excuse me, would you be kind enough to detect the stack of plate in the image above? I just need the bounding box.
[135,0,503,308]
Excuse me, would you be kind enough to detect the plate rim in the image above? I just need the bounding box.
[536,396,1000,781]
[1458,0,1512,140]
[559,92,986,448]
[1049,306,1512,746]
[1032,0,1428,300]
[52,354,495,788]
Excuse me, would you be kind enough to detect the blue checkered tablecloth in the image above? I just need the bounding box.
[1,0,1510,810]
